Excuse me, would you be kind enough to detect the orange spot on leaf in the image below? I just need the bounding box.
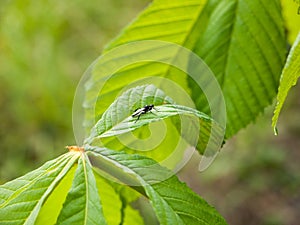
[66,146,84,153]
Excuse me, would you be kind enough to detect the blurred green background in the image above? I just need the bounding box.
[0,1,299,225]
[0,0,150,181]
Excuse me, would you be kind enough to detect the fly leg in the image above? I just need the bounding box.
[149,111,156,115]
[134,114,141,123]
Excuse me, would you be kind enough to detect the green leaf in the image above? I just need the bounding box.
[84,0,286,139]
[272,31,300,134]
[87,145,228,225]
[93,171,122,225]
[0,152,79,225]
[123,204,145,225]
[86,84,224,159]
[56,154,107,225]
[281,0,300,43]
[36,164,77,225]
[94,169,144,225]
[188,0,286,136]
[85,84,174,142]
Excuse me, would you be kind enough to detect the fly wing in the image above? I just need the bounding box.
[132,108,143,117]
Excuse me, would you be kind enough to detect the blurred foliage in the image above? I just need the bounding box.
[0,0,150,182]
[0,1,299,225]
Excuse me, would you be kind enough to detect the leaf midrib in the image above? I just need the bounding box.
[82,155,89,225]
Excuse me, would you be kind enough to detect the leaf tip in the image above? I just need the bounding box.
[273,126,278,136]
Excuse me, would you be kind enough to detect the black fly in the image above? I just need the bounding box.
[132,104,157,122]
